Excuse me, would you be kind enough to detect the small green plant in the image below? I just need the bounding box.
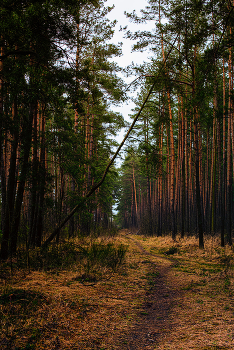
[146,271,160,278]
[196,299,203,304]
[16,240,81,271]
[129,262,139,269]
[220,253,232,275]
[224,276,231,289]
[163,246,178,255]
[16,237,128,276]
[81,242,128,274]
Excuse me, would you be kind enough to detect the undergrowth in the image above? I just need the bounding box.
[13,238,128,276]
[2,232,234,349]
[0,287,49,350]
[0,235,128,349]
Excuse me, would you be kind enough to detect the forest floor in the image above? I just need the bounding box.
[1,230,234,349]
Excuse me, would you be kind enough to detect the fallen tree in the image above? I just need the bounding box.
[42,41,176,248]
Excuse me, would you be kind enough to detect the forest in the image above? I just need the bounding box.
[1,0,234,349]
[116,0,234,249]
[0,0,126,260]
[2,0,234,259]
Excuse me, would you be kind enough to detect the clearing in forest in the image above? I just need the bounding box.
[0,230,234,349]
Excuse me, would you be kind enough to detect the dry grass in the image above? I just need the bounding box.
[0,232,149,349]
[0,231,234,349]
[129,233,234,349]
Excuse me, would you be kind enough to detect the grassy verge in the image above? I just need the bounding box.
[0,232,150,349]
[131,233,234,350]
[1,231,234,349]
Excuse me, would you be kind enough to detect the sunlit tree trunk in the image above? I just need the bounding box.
[157,123,163,236]
[180,95,186,238]
[221,57,226,246]
[227,43,233,245]
[210,112,217,235]
[145,114,153,235]
[192,47,204,248]
[132,164,138,228]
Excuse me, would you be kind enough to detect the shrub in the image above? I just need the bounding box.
[80,242,128,274]
[15,239,128,277]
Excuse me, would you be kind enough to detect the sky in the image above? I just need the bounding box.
[103,0,155,210]
[105,0,155,145]
[105,0,154,68]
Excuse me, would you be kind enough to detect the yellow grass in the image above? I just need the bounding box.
[1,230,234,349]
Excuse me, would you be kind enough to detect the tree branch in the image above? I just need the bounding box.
[41,36,177,249]
[0,50,36,61]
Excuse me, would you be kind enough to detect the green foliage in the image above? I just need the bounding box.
[0,0,126,259]
[80,242,128,275]
[17,241,79,270]
[163,246,178,255]
[219,252,233,276]
[15,239,127,277]
[115,0,234,242]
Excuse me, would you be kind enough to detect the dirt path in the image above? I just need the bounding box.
[115,234,233,350]
[1,233,234,349]
[118,236,181,349]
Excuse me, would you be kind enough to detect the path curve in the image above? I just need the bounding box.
[120,235,183,349]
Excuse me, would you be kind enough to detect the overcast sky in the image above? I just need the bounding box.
[105,0,154,67]
[104,0,155,148]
